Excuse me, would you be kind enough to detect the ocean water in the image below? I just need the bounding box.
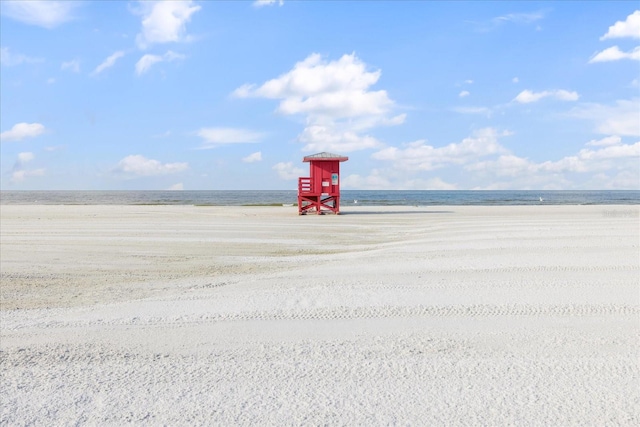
[1,190,638,206]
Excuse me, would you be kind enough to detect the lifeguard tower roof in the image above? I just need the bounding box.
[303,152,348,162]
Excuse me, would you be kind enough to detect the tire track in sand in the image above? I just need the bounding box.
[6,303,638,331]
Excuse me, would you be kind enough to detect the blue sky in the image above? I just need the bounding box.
[1,1,638,190]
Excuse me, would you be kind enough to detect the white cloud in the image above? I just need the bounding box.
[459,90,470,98]
[11,168,45,183]
[196,128,264,148]
[298,125,382,152]
[242,152,263,163]
[493,11,545,25]
[467,155,537,177]
[232,84,255,98]
[47,77,55,84]
[166,183,184,190]
[1,122,46,142]
[135,50,185,75]
[135,0,201,49]
[353,124,639,190]
[253,0,284,7]
[10,152,43,184]
[570,99,640,136]
[343,172,457,190]
[514,89,579,103]
[61,59,80,73]
[589,46,640,63]
[512,77,519,83]
[17,152,35,163]
[586,136,622,147]
[272,162,304,180]
[372,128,509,171]
[278,89,393,117]
[0,0,79,28]
[0,47,43,66]
[44,145,65,152]
[588,171,640,189]
[468,141,639,178]
[114,155,188,177]
[577,141,640,160]
[601,10,640,40]
[234,53,402,152]
[91,51,125,76]
[135,54,162,75]
[235,53,392,117]
[451,106,492,115]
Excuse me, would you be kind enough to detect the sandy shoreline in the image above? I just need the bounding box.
[1,205,639,425]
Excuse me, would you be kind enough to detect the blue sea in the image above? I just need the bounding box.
[1,190,638,206]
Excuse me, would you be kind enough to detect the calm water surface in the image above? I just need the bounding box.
[1,190,638,206]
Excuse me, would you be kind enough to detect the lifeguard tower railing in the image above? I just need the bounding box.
[298,177,312,194]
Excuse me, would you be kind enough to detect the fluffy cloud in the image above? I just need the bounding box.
[11,169,45,183]
[17,152,35,163]
[135,0,201,49]
[272,162,304,180]
[577,142,640,160]
[460,132,639,190]
[135,51,184,75]
[467,140,639,178]
[234,53,402,152]
[372,128,509,171]
[298,125,382,152]
[236,53,392,118]
[0,0,79,28]
[514,89,579,103]
[91,51,125,76]
[196,127,264,148]
[343,171,457,190]
[242,152,263,163]
[114,155,188,177]
[353,126,637,189]
[601,10,640,40]
[0,47,43,66]
[459,90,470,98]
[10,151,44,184]
[589,46,640,63]
[586,136,622,147]
[136,54,162,75]
[1,122,46,142]
[570,99,640,136]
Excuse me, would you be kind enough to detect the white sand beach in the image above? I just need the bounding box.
[1,204,639,425]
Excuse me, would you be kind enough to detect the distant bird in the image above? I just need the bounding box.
[539,197,544,203]
[354,199,358,204]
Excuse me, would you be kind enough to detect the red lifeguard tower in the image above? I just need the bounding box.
[298,152,348,215]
